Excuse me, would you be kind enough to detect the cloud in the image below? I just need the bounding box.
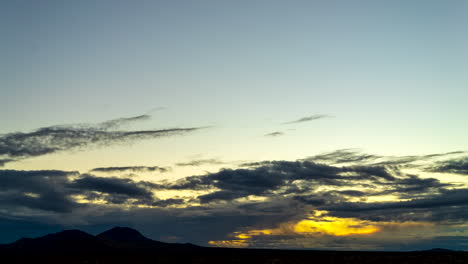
[306,149,465,167]
[323,188,468,223]
[90,166,170,174]
[264,132,284,137]
[0,159,14,167]
[283,114,330,124]
[0,169,164,214]
[175,159,225,167]
[427,157,468,175]
[165,160,449,206]
[306,149,380,164]
[0,170,79,213]
[198,190,248,203]
[152,198,185,207]
[1,151,468,250]
[0,114,206,164]
[69,175,153,198]
[99,114,151,129]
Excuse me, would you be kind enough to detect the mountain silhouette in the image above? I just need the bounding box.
[1,227,466,264]
[98,226,150,242]
[4,229,112,254]
[97,226,195,250]
[421,248,456,252]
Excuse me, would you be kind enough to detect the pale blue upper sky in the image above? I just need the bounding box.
[1,0,467,171]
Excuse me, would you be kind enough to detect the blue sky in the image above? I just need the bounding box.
[1,0,468,250]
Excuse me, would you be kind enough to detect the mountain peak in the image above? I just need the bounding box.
[98,227,148,242]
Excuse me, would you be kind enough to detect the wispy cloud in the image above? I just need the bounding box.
[427,157,468,175]
[283,114,331,124]
[176,159,225,167]
[306,149,465,166]
[264,132,284,137]
[0,114,206,164]
[90,166,170,174]
[99,114,151,129]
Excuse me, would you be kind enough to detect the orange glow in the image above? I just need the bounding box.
[208,213,381,247]
[208,239,248,247]
[294,217,380,236]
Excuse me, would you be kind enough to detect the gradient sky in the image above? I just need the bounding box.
[1,0,468,250]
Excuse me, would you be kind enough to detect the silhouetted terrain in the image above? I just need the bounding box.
[1,227,466,264]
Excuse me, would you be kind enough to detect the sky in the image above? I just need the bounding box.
[1,0,468,250]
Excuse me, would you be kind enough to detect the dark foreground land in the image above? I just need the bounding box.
[1,227,466,264]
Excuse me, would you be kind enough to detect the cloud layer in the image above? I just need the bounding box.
[1,150,467,249]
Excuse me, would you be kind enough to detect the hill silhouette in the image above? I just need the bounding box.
[0,227,466,264]
[4,229,110,254]
[97,226,169,249]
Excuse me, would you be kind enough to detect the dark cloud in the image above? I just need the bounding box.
[164,160,449,206]
[334,190,367,197]
[283,114,330,124]
[175,159,225,167]
[264,132,284,137]
[427,157,468,175]
[1,151,468,250]
[90,166,170,174]
[0,170,79,213]
[0,159,14,167]
[152,198,185,207]
[68,175,154,203]
[0,114,206,164]
[198,190,248,203]
[0,169,163,214]
[323,188,468,222]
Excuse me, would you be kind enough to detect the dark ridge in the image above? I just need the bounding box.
[98,227,149,242]
[97,226,168,249]
[5,229,110,254]
[0,227,466,264]
[97,226,200,251]
[421,248,456,252]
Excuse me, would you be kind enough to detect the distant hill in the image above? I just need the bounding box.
[420,248,456,253]
[3,229,110,254]
[0,227,466,264]
[1,227,197,255]
[97,226,198,250]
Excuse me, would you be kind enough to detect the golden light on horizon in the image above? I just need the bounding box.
[294,217,380,236]
[209,213,381,247]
